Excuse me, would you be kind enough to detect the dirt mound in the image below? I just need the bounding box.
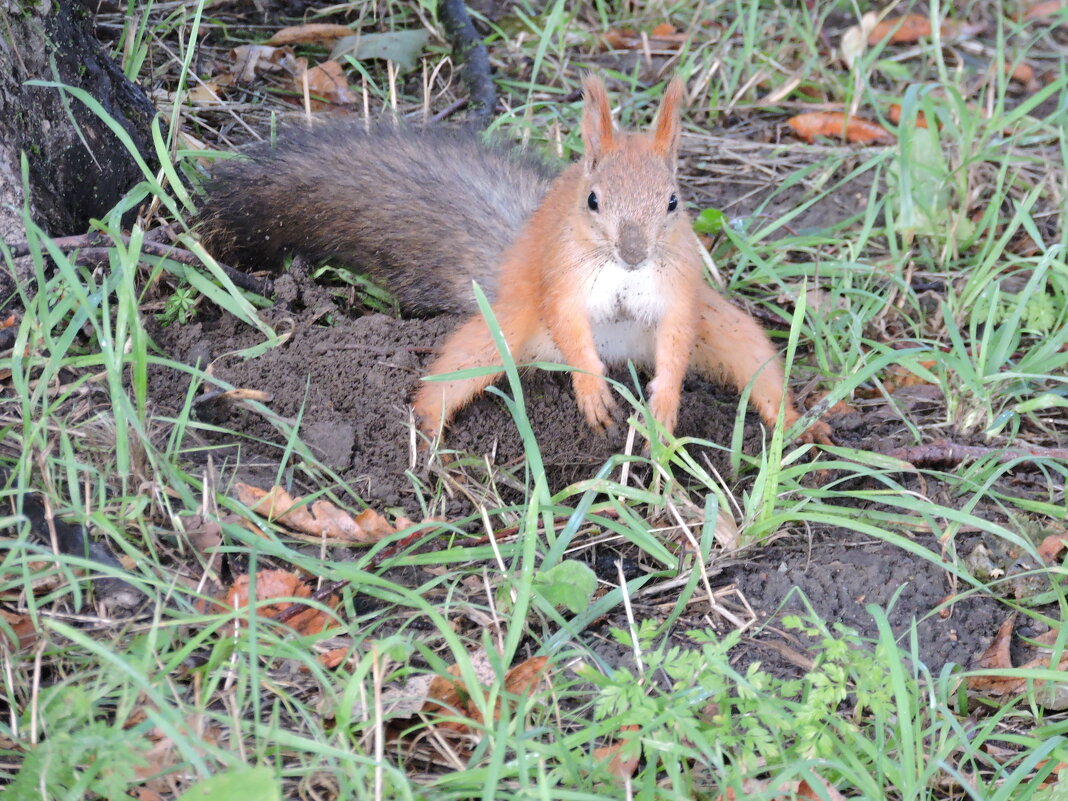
[146,282,1005,677]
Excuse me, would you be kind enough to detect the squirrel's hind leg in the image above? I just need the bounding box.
[691,283,831,443]
[412,304,538,439]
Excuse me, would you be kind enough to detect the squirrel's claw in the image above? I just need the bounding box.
[574,374,617,434]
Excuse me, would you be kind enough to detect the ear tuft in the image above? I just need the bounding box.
[581,73,614,171]
[652,76,685,164]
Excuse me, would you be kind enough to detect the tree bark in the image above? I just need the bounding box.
[0,0,156,292]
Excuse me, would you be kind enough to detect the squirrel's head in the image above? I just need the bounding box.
[579,74,686,271]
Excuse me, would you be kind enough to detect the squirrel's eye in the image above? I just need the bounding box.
[667,193,679,212]
[587,191,599,212]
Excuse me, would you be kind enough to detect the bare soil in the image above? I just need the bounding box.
[147,257,1007,679]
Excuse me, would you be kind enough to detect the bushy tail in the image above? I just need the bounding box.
[197,122,554,315]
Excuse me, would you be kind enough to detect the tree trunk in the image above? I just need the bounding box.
[0,0,156,293]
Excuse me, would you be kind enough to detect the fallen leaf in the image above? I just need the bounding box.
[228,45,293,84]
[187,80,223,105]
[1038,534,1067,564]
[887,103,931,128]
[220,570,339,636]
[788,111,894,144]
[0,314,18,329]
[0,608,38,651]
[420,653,551,735]
[964,612,1068,707]
[593,725,640,781]
[329,29,430,72]
[505,655,551,695]
[797,777,848,801]
[180,513,224,554]
[602,24,689,51]
[318,646,350,669]
[1007,61,1040,92]
[974,613,1016,671]
[296,60,357,110]
[868,14,933,44]
[867,15,982,45]
[235,482,398,543]
[879,361,938,395]
[265,23,353,47]
[1024,0,1068,21]
[839,11,878,68]
[131,713,224,798]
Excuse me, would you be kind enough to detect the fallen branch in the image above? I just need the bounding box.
[438,0,497,126]
[4,232,274,296]
[885,438,1068,467]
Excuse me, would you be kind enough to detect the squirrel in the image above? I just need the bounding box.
[198,75,832,446]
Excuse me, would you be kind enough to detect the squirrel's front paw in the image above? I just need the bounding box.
[782,406,835,446]
[573,373,617,434]
[796,418,834,446]
[648,383,680,438]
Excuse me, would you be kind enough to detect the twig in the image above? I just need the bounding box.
[4,232,274,296]
[437,0,497,126]
[428,96,468,124]
[884,438,1068,467]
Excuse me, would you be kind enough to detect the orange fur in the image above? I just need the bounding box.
[412,76,830,446]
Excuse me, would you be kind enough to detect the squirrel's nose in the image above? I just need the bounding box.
[618,223,648,268]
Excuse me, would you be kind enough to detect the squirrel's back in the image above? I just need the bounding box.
[198,122,556,315]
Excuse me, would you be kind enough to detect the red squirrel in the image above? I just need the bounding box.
[199,75,831,446]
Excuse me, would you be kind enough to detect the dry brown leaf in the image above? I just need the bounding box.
[182,513,223,554]
[0,313,18,329]
[235,482,396,543]
[265,23,353,47]
[505,655,551,695]
[297,60,357,110]
[797,776,848,801]
[885,361,938,394]
[220,569,339,635]
[422,653,551,734]
[1007,61,1040,92]
[131,714,223,798]
[318,646,350,669]
[867,15,981,45]
[887,103,932,128]
[1024,0,1068,21]
[968,613,1040,699]
[868,14,933,44]
[969,615,1068,706]
[228,45,293,83]
[787,111,894,144]
[1038,534,1067,564]
[839,11,877,68]
[354,507,398,540]
[187,80,223,105]
[0,608,38,651]
[592,725,640,781]
[602,24,688,51]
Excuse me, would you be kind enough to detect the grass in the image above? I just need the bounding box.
[2,0,1068,798]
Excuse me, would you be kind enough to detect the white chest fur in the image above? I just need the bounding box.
[584,260,666,326]
[526,261,662,368]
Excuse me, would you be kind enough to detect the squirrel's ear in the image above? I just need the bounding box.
[652,77,685,166]
[581,74,614,171]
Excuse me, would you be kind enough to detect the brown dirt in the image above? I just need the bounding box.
[146,257,1008,678]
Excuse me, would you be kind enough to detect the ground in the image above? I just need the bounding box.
[4,1,1068,798]
[145,216,1009,680]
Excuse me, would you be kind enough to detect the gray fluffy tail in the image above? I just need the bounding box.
[197,122,555,315]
